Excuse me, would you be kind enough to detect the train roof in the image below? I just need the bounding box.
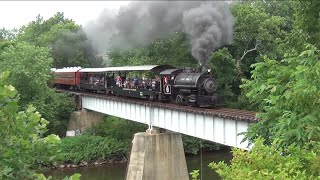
[54,67,82,73]
[79,65,175,73]
[160,69,182,75]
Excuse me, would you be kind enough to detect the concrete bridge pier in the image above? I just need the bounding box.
[126,129,189,180]
[66,109,104,136]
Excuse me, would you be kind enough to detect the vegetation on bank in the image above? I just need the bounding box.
[58,136,128,164]
[1,0,319,179]
[211,138,320,179]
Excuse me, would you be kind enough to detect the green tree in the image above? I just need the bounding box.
[0,42,52,105]
[17,12,104,68]
[0,42,74,136]
[293,0,320,48]
[211,138,320,180]
[0,71,60,179]
[229,1,292,77]
[32,90,75,137]
[0,40,16,54]
[0,28,17,41]
[242,45,320,147]
[17,13,76,46]
[209,48,239,102]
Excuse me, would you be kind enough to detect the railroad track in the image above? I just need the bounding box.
[55,88,258,123]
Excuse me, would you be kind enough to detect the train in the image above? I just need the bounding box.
[51,64,224,108]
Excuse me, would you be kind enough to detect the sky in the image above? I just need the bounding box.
[0,1,131,29]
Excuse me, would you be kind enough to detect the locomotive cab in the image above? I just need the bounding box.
[159,69,183,102]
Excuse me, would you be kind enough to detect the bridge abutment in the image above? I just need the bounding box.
[126,130,189,180]
[67,109,104,136]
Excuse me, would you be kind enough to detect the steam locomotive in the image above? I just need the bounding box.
[52,65,224,108]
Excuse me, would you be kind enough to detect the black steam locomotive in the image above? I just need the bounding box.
[52,65,224,108]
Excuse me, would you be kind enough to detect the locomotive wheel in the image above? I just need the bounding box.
[188,102,197,107]
[170,97,175,103]
[148,95,154,101]
[175,95,183,104]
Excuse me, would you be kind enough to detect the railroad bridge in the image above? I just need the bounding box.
[62,89,257,149]
[58,89,258,180]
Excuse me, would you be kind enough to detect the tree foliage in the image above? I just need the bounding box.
[209,48,239,101]
[242,45,320,147]
[0,42,74,137]
[293,0,320,48]
[229,1,293,76]
[0,71,60,179]
[32,90,75,137]
[210,2,320,178]
[0,42,52,105]
[211,138,320,180]
[0,28,18,41]
[17,12,104,68]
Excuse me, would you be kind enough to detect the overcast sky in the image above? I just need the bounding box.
[0,1,131,29]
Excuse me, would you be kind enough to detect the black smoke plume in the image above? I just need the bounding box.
[84,1,234,68]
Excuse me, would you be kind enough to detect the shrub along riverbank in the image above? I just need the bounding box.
[57,136,129,166]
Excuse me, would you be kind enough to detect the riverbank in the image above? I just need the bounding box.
[45,150,232,180]
[53,158,127,169]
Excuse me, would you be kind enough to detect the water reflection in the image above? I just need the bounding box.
[45,150,232,180]
[46,164,127,180]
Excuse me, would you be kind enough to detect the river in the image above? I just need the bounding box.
[45,150,232,180]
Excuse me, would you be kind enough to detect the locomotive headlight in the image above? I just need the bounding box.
[208,69,211,73]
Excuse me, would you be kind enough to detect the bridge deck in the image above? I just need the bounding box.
[57,89,257,122]
[57,89,258,149]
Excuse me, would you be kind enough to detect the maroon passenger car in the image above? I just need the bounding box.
[53,67,81,89]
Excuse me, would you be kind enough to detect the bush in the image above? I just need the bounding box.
[32,90,75,137]
[210,138,320,179]
[241,45,320,147]
[0,71,60,179]
[58,136,129,164]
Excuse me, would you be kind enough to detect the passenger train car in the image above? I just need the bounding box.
[52,65,224,108]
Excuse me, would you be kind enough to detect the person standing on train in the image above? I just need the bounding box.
[164,76,169,85]
[117,76,123,87]
[133,75,139,88]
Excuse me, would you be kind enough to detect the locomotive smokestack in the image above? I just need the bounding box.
[201,65,208,73]
[199,61,208,73]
